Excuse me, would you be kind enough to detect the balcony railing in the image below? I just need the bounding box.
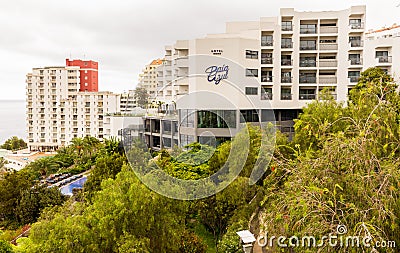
[319,43,338,51]
[377,56,392,63]
[299,76,317,83]
[281,59,293,66]
[261,58,273,64]
[261,76,273,82]
[320,26,338,34]
[319,59,338,68]
[261,93,273,100]
[299,94,316,100]
[300,60,317,67]
[300,45,317,51]
[349,76,360,83]
[350,22,364,29]
[281,76,292,83]
[300,28,317,34]
[281,42,293,49]
[261,41,273,47]
[281,93,292,100]
[319,76,337,84]
[350,40,363,47]
[349,59,362,65]
[282,25,293,32]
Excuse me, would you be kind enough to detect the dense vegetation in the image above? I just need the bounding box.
[0,67,399,252]
[1,136,27,151]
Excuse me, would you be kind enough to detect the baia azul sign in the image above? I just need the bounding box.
[205,65,229,85]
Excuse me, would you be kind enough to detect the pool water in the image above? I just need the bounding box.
[60,176,88,196]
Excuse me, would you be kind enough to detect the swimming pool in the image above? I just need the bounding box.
[60,176,88,196]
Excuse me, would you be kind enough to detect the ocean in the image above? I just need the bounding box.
[0,100,26,144]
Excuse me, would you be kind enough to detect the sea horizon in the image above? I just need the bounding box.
[0,99,26,144]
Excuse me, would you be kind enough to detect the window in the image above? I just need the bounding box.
[281,55,292,66]
[180,109,195,127]
[246,69,258,77]
[300,73,317,83]
[348,71,360,83]
[300,57,316,67]
[281,72,292,83]
[281,21,293,31]
[320,39,336,43]
[349,19,362,29]
[300,40,316,50]
[180,134,195,147]
[261,87,272,100]
[300,24,317,34]
[281,38,293,48]
[261,70,273,82]
[246,50,259,59]
[245,87,258,95]
[197,110,236,128]
[261,35,273,46]
[299,89,316,100]
[281,87,292,100]
[261,52,273,64]
[240,110,259,123]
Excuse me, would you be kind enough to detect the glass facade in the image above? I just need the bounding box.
[197,110,236,128]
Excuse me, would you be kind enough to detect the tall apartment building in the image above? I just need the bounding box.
[137,59,163,98]
[26,60,120,151]
[119,90,137,113]
[145,6,368,150]
[65,59,99,92]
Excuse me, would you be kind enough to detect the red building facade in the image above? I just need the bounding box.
[66,59,98,92]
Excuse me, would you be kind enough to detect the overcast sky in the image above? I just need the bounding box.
[0,0,399,100]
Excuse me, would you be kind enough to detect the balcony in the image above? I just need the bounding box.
[319,59,338,68]
[281,25,293,32]
[319,75,337,84]
[349,76,360,83]
[377,56,392,64]
[300,28,317,34]
[320,26,338,34]
[261,76,273,82]
[281,59,292,66]
[281,42,293,49]
[299,60,316,67]
[261,41,273,47]
[299,76,317,84]
[261,58,273,64]
[281,93,292,100]
[281,76,292,83]
[299,94,316,100]
[300,45,317,51]
[319,43,338,51]
[349,59,362,65]
[349,22,364,30]
[261,93,273,100]
[349,40,363,48]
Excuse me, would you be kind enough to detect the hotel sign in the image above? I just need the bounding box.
[205,65,229,85]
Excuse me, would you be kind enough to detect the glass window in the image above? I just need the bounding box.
[245,87,258,95]
[246,69,259,77]
[281,38,293,48]
[281,21,293,31]
[197,110,236,128]
[300,40,316,50]
[240,110,259,123]
[180,109,195,127]
[300,24,317,34]
[245,50,258,59]
[261,35,273,46]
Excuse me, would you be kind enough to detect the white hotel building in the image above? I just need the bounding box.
[26,63,120,151]
[144,5,400,150]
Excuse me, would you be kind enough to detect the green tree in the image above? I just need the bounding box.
[0,240,13,253]
[1,136,27,151]
[134,87,149,108]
